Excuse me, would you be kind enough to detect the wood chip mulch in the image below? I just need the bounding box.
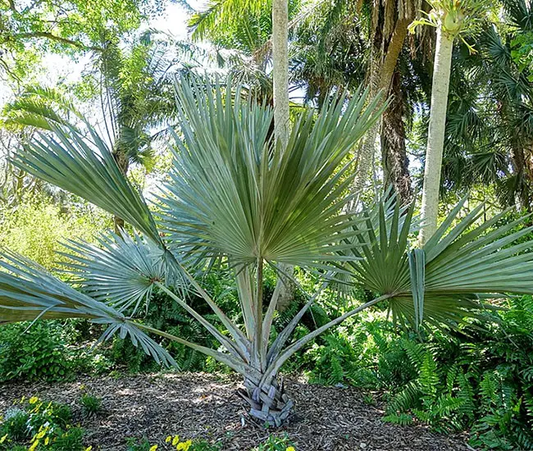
[0,373,473,451]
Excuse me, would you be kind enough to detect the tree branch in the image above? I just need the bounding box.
[12,31,103,51]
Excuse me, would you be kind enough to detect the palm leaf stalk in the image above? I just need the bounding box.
[4,78,533,426]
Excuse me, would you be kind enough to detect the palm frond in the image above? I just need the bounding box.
[346,197,533,329]
[62,232,185,316]
[0,249,176,367]
[158,77,384,267]
[12,125,162,244]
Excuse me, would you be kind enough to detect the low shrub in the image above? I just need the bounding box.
[0,323,74,382]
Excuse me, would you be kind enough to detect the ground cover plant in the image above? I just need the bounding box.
[3,77,533,433]
[0,396,84,451]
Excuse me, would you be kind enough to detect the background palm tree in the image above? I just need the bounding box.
[437,0,533,212]
[413,0,492,243]
[1,30,184,230]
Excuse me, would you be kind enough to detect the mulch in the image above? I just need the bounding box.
[0,373,473,451]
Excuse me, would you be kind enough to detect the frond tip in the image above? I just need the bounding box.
[0,249,176,367]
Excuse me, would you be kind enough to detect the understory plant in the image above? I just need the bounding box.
[382,295,533,450]
[3,78,533,426]
[0,396,85,451]
[0,322,74,382]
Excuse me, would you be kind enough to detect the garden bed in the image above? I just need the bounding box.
[0,373,471,450]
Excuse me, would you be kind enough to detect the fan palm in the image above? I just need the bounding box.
[442,1,533,211]
[3,78,533,427]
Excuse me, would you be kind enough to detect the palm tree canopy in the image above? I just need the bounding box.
[158,78,383,266]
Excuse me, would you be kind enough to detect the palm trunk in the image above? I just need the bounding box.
[272,0,289,148]
[239,375,293,426]
[350,18,410,209]
[419,26,454,244]
[272,0,294,310]
[382,68,412,204]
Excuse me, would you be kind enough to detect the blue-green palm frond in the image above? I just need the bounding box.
[11,124,162,245]
[158,77,383,267]
[0,249,176,367]
[346,197,533,330]
[62,232,186,316]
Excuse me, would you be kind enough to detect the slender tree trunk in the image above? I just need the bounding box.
[419,26,454,245]
[509,145,531,211]
[382,68,412,204]
[113,148,129,232]
[272,0,289,148]
[350,18,410,208]
[272,0,294,310]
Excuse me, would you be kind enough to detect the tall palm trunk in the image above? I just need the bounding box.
[272,0,290,148]
[272,0,294,310]
[350,16,410,207]
[382,68,412,204]
[419,25,454,244]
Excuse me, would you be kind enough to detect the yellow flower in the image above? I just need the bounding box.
[29,439,39,451]
[29,396,39,404]
[0,434,7,444]
[149,446,158,451]
[177,439,192,451]
[166,436,172,443]
[85,447,93,451]
[286,447,296,451]
[45,437,50,445]
[172,436,180,446]
[36,430,47,439]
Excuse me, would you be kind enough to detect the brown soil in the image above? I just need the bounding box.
[0,373,472,451]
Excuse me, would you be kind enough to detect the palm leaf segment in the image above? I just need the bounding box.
[62,232,183,316]
[347,198,533,329]
[13,125,162,245]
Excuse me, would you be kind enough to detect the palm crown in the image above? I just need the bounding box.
[2,78,533,425]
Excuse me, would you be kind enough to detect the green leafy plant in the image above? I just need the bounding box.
[0,322,74,382]
[0,396,85,451]
[376,295,533,449]
[254,434,294,450]
[79,393,102,418]
[1,410,30,442]
[127,435,222,451]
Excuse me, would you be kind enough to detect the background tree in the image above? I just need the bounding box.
[414,0,491,243]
